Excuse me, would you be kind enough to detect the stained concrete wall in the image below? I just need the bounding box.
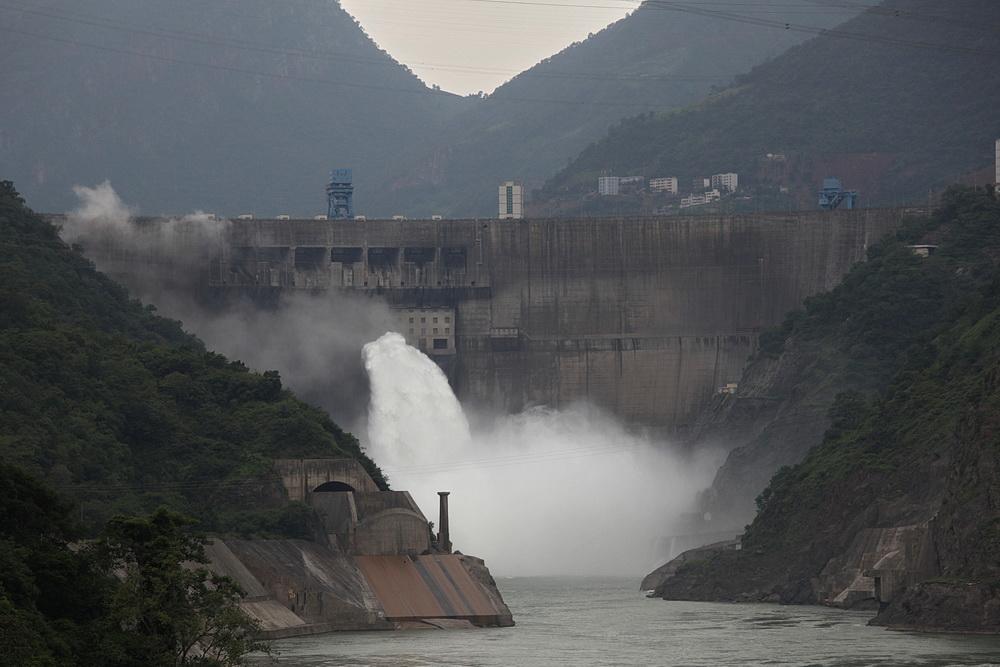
[68,209,907,430]
[354,508,432,556]
[274,458,380,502]
[213,209,905,429]
[310,488,432,556]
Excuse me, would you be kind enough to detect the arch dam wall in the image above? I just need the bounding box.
[209,209,908,431]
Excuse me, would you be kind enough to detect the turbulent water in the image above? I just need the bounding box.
[258,577,1000,666]
[360,332,723,576]
[334,336,1000,665]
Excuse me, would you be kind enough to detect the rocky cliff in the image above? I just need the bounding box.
[651,187,1000,633]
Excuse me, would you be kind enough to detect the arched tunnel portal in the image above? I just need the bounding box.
[313,480,356,493]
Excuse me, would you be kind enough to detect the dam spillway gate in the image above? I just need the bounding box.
[66,209,909,431]
[207,210,906,431]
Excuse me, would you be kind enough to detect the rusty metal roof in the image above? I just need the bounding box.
[356,554,507,623]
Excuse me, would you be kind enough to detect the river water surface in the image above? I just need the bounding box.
[259,577,1000,666]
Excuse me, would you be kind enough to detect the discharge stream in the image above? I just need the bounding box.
[362,332,722,577]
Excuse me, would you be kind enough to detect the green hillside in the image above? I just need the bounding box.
[656,186,1000,632]
[0,181,386,534]
[0,0,467,217]
[537,0,1000,215]
[377,0,858,217]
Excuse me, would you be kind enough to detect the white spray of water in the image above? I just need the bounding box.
[63,182,396,426]
[363,332,723,577]
[63,183,726,574]
[63,181,226,257]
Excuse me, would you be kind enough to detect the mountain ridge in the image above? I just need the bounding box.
[535,0,1000,216]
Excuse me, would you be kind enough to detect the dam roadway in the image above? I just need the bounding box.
[204,209,910,431]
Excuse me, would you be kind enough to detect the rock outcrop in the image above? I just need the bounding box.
[645,188,1000,634]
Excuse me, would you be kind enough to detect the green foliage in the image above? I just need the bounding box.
[540,1,1000,212]
[0,181,387,535]
[741,188,1000,585]
[95,508,268,666]
[0,462,267,666]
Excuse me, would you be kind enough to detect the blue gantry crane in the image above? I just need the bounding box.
[818,177,858,210]
[326,169,354,219]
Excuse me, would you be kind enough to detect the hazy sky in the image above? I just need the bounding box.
[339,0,637,95]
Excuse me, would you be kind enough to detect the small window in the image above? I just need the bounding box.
[421,328,426,335]
[445,328,450,334]
[433,317,438,323]
[433,328,439,334]
[433,338,448,350]
[445,316,451,323]
[421,317,426,323]
[408,317,414,323]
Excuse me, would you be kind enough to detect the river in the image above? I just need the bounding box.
[257,577,1000,666]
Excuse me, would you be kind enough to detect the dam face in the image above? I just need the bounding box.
[206,209,906,430]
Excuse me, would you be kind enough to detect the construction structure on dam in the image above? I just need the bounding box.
[205,209,909,432]
[205,458,513,637]
[60,207,915,433]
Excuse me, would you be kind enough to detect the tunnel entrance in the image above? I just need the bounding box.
[313,481,356,493]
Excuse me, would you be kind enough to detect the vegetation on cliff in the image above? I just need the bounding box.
[0,464,264,666]
[0,0,467,217]
[376,0,856,217]
[0,180,387,534]
[538,0,1000,214]
[658,187,1000,631]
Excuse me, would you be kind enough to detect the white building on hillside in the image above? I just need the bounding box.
[649,177,678,194]
[711,172,739,192]
[680,189,722,209]
[598,176,620,196]
[498,181,523,219]
[691,177,710,191]
[995,139,1000,185]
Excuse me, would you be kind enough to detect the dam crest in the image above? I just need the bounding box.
[202,209,909,430]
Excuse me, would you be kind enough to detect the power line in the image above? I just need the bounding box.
[1,0,995,119]
[0,24,731,108]
[2,0,994,114]
[64,440,675,494]
[0,2,728,84]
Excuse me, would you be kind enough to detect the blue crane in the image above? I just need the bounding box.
[326,169,354,219]
[818,177,858,210]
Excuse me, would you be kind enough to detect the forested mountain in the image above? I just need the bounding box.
[0,181,385,534]
[0,0,467,218]
[0,0,859,219]
[537,0,1000,215]
[376,0,858,217]
[654,187,1000,632]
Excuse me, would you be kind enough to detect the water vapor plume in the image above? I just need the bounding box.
[64,181,227,278]
[63,182,396,427]
[364,332,723,577]
[175,292,397,427]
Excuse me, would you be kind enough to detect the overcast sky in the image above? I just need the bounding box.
[339,0,637,95]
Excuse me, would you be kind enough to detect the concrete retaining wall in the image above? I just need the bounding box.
[213,210,904,429]
[69,209,907,430]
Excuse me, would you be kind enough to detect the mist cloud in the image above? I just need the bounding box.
[63,182,395,428]
[364,332,724,577]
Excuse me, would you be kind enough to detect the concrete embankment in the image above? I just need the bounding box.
[205,458,513,637]
[206,539,513,637]
[63,208,909,431]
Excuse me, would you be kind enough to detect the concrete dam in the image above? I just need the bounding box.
[205,209,906,430]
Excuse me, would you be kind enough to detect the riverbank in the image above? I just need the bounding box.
[254,577,1000,666]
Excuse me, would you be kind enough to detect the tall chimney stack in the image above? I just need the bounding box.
[437,491,451,553]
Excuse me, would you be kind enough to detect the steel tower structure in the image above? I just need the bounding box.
[326,169,354,219]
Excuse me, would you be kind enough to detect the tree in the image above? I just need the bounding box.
[96,509,268,666]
